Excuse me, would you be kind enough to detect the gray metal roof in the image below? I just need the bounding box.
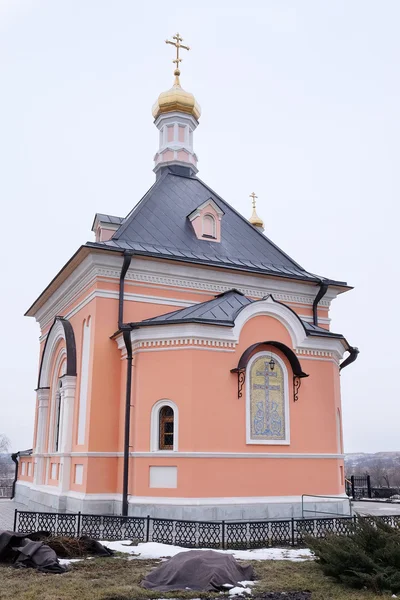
[130,289,346,341]
[302,321,345,339]
[86,167,347,286]
[95,213,124,225]
[132,290,252,327]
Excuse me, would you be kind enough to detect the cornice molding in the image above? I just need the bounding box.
[33,253,335,331]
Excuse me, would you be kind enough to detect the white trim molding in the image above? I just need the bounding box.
[233,296,305,347]
[31,451,344,459]
[246,351,290,446]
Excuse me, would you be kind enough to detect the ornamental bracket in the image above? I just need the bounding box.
[293,375,302,402]
[230,368,246,399]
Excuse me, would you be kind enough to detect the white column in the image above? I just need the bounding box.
[33,388,50,485]
[59,375,77,493]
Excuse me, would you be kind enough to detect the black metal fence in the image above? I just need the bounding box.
[346,475,400,501]
[346,475,372,499]
[13,509,400,549]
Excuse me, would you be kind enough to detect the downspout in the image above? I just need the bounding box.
[11,452,19,500]
[313,282,329,326]
[118,253,133,330]
[122,329,133,517]
[118,251,134,516]
[340,346,360,371]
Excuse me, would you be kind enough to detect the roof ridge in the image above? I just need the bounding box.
[112,169,171,240]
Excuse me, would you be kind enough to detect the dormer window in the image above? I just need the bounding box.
[188,198,224,243]
[202,214,216,239]
[91,213,124,243]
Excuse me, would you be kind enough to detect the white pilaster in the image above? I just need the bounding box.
[59,375,77,492]
[34,388,50,485]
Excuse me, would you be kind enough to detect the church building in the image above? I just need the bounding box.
[15,34,358,519]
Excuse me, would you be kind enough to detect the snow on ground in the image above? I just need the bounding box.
[100,541,313,562]
[58,558,84,565]
[228,586,252,596]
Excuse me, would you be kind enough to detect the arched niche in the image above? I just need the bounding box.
[37,317,77,389]
[231,341,309,401]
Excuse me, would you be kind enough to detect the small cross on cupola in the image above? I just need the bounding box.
[152,33,201,177]
[248,192,265,232]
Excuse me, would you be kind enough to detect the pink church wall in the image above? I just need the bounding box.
[22,254,342,500]
[124,313,343,499]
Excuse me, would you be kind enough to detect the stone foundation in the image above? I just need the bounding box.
[14,482,351,520]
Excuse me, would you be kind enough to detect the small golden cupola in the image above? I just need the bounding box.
[248,192,265,232]
[153,33,201,176]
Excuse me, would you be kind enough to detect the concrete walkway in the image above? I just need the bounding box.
[353,500,400,516]
[0,499,26,531]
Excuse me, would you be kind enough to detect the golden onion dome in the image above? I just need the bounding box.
[249,208,264,229]
[152,73,201,121]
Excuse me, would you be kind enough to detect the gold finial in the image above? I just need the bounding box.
[165,32,190,82]
[249,192,264,231]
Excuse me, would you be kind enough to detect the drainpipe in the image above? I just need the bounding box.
[340,346,360,371]
[118,253,133,330]
[122,330,133,517]
[313,282,328,326]
[118,251,134,517]
[11,452,19,500]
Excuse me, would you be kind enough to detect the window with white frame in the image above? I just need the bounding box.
[150,400,179,451]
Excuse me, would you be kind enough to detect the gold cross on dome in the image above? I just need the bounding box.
[165,32,190,75]
[249,192,258,209]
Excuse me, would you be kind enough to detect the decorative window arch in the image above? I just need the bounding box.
[150,400,179,451]
[246,351,290,445]
[38,317,77,388]
[202,214,216,238]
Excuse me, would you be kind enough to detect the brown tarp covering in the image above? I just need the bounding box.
[141,549,254,591]
[0,530,66,573]
[0,530,113,573]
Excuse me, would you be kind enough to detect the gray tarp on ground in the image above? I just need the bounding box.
[0,530,66,573]
[141,549,254,591]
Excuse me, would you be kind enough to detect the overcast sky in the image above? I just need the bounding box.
[0,0,398,454]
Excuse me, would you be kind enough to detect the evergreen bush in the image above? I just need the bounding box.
[307,517,400,593]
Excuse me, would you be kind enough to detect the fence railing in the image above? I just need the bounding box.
[13,509,400,549]
[301,494,352,518]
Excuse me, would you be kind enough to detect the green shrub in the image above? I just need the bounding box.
[307,517,400,593]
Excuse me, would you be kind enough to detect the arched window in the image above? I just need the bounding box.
[202,214,216,238]
[246,352,290,445]
[150,400,179,451]
[159,406,174,450]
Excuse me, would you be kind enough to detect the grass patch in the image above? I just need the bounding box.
[0,555,395,600]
